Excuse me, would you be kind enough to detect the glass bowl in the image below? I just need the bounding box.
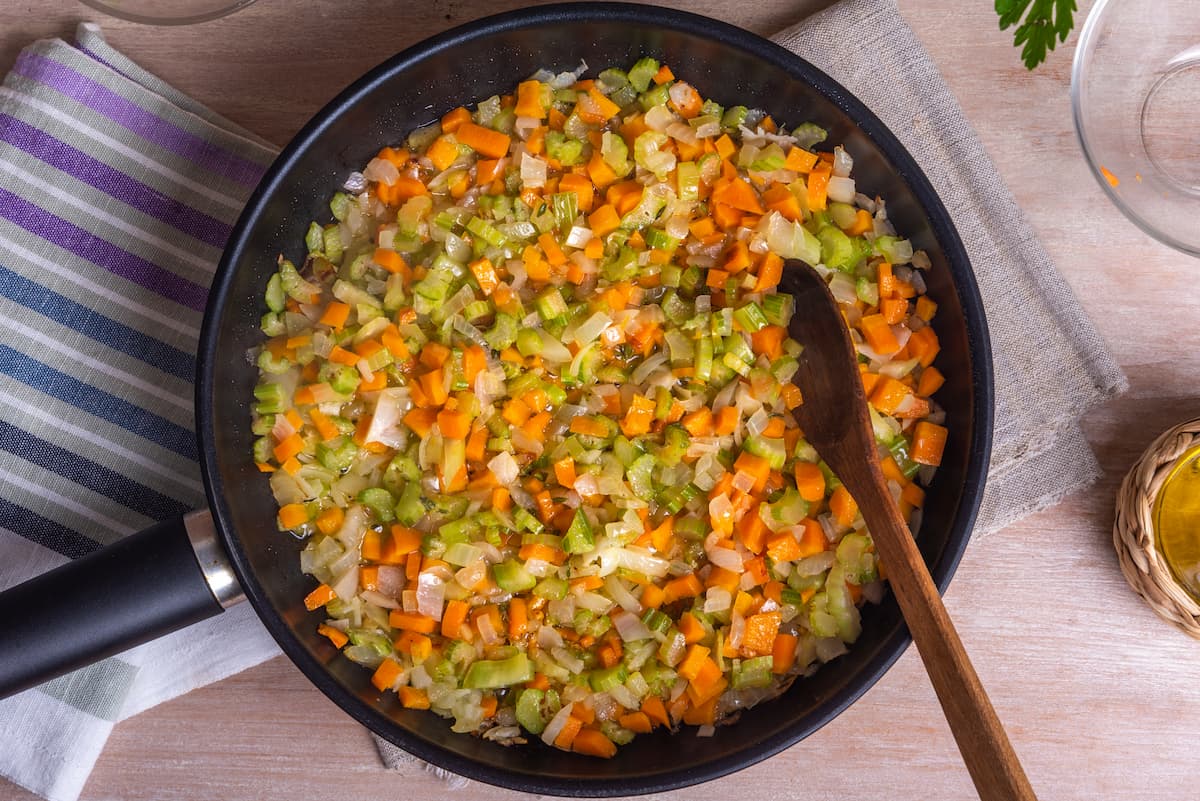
[1071,0,1200,257]
[78,0,257,25]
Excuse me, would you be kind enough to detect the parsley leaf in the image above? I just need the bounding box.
[995,0,1077,70]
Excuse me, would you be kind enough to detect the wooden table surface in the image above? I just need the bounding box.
[2,0,1197,799]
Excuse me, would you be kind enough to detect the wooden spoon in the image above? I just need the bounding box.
[779,262,1036,801]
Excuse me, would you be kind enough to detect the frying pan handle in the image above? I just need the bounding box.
[0,509,241,699]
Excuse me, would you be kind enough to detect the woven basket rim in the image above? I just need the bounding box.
[1113,417,1200,639]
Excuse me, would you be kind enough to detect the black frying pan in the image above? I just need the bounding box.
[0,4,993,795]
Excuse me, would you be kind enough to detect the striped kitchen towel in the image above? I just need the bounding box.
[0,23,281,801]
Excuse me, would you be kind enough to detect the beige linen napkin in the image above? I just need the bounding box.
[376,0,1127,777]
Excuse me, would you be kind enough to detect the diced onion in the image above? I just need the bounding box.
[416,572,445,620]
[520,152,548,188]
[612,610,654,642]
[704,587,732,613]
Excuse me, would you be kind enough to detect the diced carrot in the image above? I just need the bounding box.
[303,583,335,611]
[437,409,471,439]
[710,176,764,214]
[880,297,908,325]
[829,486,859,527]
[677,644,712,681]
[559,171,595,213]
[315,505,344,536]
[807,162,831,211]
[686,658,726,705]
[869,375,912,416]
[318,301,351,330]
[441,599,469,639]
[515,80,547,119]
[419,368,448,406]
[736,505,767,554]
[278,502,308,530]
[508,596,529,639]
[273,433,304,464]
[714,134,736,161]
[653,64,675,84]
[781,382,804,410]
[742,611,781,656]
[681,408,714,436]
[403,407,438,438]
[793,461,825,503]
[917,366,945,397]
[586,151,619,189]
[641,695,670,728]
[908,326,941,367]
[455,122,512,159]
[388,611,437,633]
[317,622,349,649]
[878,261,896,298]
[845,208,874,236]
[713,405,739,436]
[859,313,900,355]
[916,296,938,322]
[427,135,460,172]
[783,146,818,173]
[733,450,772,494]
[750,325,787,360]
[772,633,799,674]
[371,658,403,691]
[553,715,583,749]
[911,421,948,466]
[441,105,472,133]
[766,531,802,563]
[902,481,926,508]
[398,686,430,709]
[586,87,622,121]
[639,582,665,611]
[618,711,653,734]
[662,573,703,604]
[538,232,567,267]
[572,728,617,758]
[553,456,577,489]
[678,612,706,645]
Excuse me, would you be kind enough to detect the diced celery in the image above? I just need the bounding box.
[253,382,285,414]
[493,559,537,593]
[463,652,533,689]
[358,487,395,522]
[744,435,787,470]
[734,301,769,332]
[589,664,629,692]
[317,437,358,472]
[563,508,594,554]
[627,57,660,92]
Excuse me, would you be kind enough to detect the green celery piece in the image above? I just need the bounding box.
[462,652,534,689]
[515,688,561,735]
[589,664,629,692]
[316,437,358,472]
[253,382,285,415]
[563,508,594,554]
[731,655,775,689]
[358,488,395,523]
[533,575,569,600]
[394,481,426,526]
[278,259,320,303]
[492,559,537,593]
[627,57,659,92]
[305,222,324,255]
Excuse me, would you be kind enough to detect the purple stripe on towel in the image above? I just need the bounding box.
[0,113,232,248]
[13,51,266,188]
[0,187,208,311]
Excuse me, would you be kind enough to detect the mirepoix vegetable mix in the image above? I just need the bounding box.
[251,57,950,757]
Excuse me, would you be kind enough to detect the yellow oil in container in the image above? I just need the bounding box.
[1153,444,1200,602]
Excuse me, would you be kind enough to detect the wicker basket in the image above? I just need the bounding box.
[1114,418,1200,638]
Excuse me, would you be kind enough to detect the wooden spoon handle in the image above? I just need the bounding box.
[860,483,1037,801]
